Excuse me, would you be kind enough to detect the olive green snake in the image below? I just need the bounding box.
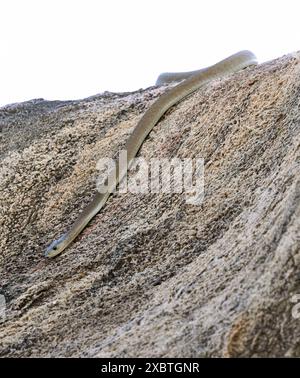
[45,50,257,258]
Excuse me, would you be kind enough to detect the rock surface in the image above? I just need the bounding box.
[0,52,300,357]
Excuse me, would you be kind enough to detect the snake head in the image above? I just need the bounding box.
[45,234,67,258]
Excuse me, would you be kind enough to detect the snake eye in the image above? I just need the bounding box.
[53,246,57,250]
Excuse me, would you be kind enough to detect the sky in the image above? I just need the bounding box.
[1,0,300,107]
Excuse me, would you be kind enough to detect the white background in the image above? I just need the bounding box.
[1,0,299,107]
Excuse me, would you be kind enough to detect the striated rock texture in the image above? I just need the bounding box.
[0,52,300,357]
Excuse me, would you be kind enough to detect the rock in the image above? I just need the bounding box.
[0,52,300,357]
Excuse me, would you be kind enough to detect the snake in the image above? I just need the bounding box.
[45,50,257,258]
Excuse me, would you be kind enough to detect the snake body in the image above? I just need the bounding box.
[45,50,257,258]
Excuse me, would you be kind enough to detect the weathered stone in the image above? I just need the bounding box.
[0,52,299,357]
